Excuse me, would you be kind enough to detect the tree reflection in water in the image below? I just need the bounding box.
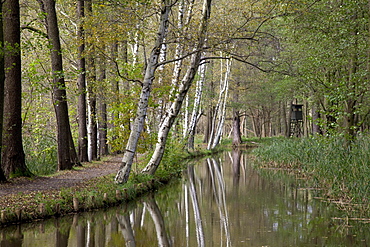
[1,151,369,246]
[187,165,205,247]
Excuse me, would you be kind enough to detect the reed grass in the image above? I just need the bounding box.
[253,136,370,215]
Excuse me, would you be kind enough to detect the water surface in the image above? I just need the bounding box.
[1,150,369,246]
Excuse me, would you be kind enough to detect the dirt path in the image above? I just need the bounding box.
[0,156,122,197]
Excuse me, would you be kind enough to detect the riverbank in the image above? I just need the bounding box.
[0,154,182,227]
[252,136,370,218]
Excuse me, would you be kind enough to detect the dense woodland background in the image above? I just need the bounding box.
[0,0,369,182]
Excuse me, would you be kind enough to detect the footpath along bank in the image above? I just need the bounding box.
[0,154,184,226]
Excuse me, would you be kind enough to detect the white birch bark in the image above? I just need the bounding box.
[115,0,171,184]
[131,25,140,66]
[188,166,205,247]
[143,195,171,247]
[184,184,190,247]
[170,0,195,91]
[207,57,232,150]
[156,38,168,132]
[116,214,136,247]
[170,0,195,134]
[157,40,167,85]
[183,94,189,137]
[187,61,206,149]
[141,0,213,175]
[207,158,231,246]
[211,158,231,246]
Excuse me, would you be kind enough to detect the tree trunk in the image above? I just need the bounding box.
[187,61,206,150]
[98,61,108,157]
[141,0,213,175]
[109,41,120,152]
[203,105,213,143]
[232,79,242,146]
[86,0,98,161]
[208,56,231,150]
[1,0,31,178]
[77,0,88,162]
[39,0,79,170]
[115,0,172,184]
[0,2,6,182]
[232,110,242,146]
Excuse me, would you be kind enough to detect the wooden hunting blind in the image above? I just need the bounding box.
[289,104,303,137]
[291,104,303,121]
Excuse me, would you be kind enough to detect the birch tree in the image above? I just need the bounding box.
[141,0,213,175]
[187,61,206,149]
[85,0,98,161]
[207,56,232,150]
[115,0,172,184]
[77,0,88,162]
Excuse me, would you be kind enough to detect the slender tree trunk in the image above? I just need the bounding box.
[1,0,31,178]
[232,80,242,146]
[141,0,213,175]
[77,0,88,162]
[86,0,98,161]
[87,74,98,161]
[232,110,242,146]
[208,57,231,150]
[281,101,288,137]
[187,61,206,149]
[0,2,6,182]
[110,41,120,152]
[115,0,172,184]
[203,105,213,143]
[39,0,79,170]
[98,60,108,156]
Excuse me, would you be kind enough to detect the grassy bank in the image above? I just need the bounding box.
[252,136,370,216]
[0,165,179,227]
[0,140,225,227]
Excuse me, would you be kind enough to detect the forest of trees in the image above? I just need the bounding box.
[0,0,369,183]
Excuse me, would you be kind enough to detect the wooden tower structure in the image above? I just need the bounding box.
[289,104,303,137]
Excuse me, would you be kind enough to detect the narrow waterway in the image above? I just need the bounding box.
[1,150,369,246]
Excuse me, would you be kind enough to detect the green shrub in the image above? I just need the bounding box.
[23,134,57,176]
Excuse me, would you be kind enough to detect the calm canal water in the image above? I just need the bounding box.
[1,150,369,246]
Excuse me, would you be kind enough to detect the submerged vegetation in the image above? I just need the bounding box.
[252,136,370,216]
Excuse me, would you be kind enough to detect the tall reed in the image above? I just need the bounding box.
[253,136,370,208]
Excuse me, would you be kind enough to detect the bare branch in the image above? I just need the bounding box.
[21,25,48,38]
